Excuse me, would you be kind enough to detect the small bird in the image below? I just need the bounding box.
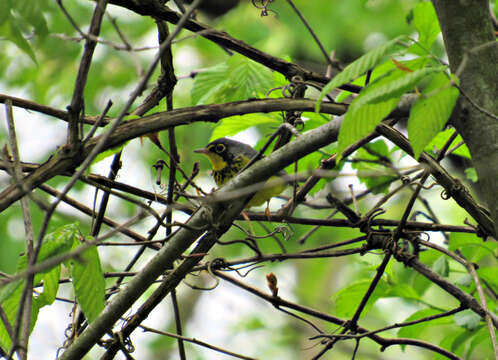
[194,137,286,212]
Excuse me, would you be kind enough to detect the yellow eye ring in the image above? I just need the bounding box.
[215,144,225,153]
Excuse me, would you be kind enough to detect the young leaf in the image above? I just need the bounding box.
[412,1,440,49]
[337,97,399,160]
[316,35,407,111]
[69,242,105,323]
[353,67,445,108]
[191,63,229,105]
[225,54,273,101]
[210,114,279,141]
[408,82,459,159]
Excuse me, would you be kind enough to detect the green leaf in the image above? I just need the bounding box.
[0,17,37,63]
[191,63,229,105]
[337,97,399,160]
[225,54,274,101]
[424,129,471,159]
[384,283,421,301]
[316,35,407,111]
[333,279,388,317]
[302,112,329,130]
[412,1,440,49]
[0,224,78,352]
[407,80,459,159]
[191,55,273,105]
[0,279,44,353]
[477,267,498,289]
[91,141,128,165]
[0,1,11,26]
[16,223,77,273]
[398,308,451,343]
[210,114,279,141]
[351,140,397,194]
[353,67,445,108]
[36,265,61,306]
[69,242,105,323]
[433,256,449,277]
[468,326,492,359]
[11,0,49,37]
[455,274,472,288]
[464,167,478,183]
[449,233,497,262]
[0,281,22,352]
[454,310,481,331]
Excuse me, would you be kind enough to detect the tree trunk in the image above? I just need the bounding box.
[432,0,498,237]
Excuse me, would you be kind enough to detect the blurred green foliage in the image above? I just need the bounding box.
[0,1,495,359]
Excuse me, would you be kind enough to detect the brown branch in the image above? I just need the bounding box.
[103,0,361,92]
[0,93,109,125]
[215,271,462,360]
[0,98,349,213]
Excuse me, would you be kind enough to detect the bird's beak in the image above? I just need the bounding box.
[194,147,209,155]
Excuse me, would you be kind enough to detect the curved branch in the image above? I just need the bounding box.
[0,98,347,213]
[103,0,361,92]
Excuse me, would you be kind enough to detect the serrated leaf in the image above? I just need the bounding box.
[413,2,440,49]
[191,63,229,105]
[225,54,273,101]
[191,55,273,105]
[333,279,388,317]
[354,67,445,108]
[408,83,459,159]
[454,310,481,331]
[316,35,408,111]
[337,97,399,160]
[17,223,77,273]
[433,255,449,277]
[70,243,105,323]
[210,114,279,141]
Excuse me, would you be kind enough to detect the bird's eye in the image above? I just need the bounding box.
[215,144,225,153]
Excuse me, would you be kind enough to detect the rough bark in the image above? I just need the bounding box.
[432,0,498,237]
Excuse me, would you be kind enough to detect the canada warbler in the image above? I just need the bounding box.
[194,137,286,208]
